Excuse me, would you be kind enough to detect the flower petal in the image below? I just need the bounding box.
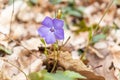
[53,19,64,29]
[54,29,64,40]
[42,17,53,28]
[38,26,50,37]
[45,32,56,44]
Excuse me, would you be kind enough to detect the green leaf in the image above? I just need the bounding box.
[44,71,71,80]
[40,38,46,46]
[53,71,72,80]
[28,72,42,80]
[0,46,12,55]
[67,10,82,17]
[74,20,89,33]
[76,6,85,13]
[88,26,93,42]
[79,20,87,28]
[63,7,82,17]
[49,0,62,4]
[44,73,54,80]
[64,70,86,79]
[63,7,71,12]
[68,0,75,4]
[92,33,106,43]
[29,70,86,80]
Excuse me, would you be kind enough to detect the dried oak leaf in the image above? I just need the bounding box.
[49,51,105,80]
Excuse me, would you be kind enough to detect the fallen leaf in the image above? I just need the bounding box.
[48,51,105,80]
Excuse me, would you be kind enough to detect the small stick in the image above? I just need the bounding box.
[2,59,29,80]
[94,0,114,33]
[9,0,14,37]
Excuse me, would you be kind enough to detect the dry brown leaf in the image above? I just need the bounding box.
[0,0,23,25]
[87,51,117,80]
[88,46,104,59]
[58,51,90,71]
[111,51,120,80]
[21,38,43,50]
[0,71,10,80]
[12,58,42,80]
[48,51,105,80]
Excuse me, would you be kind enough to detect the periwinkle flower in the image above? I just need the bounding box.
[38,16,64,44]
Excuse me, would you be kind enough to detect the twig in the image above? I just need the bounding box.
[83,0,114,60]
[3,59,29,80]
[94,0,114,34]
[13,58,42,80]
[9,0,14,37]
[62,36,71,47]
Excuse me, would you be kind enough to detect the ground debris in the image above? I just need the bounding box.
[48,51,105,80]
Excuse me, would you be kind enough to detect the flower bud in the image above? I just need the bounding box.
[57,9,62,19]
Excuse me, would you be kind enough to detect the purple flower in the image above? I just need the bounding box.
[38,16,64,44]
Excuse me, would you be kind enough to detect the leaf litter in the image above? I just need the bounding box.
[0,0,120,80]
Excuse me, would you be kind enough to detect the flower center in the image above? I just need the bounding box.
[50,28,54,32]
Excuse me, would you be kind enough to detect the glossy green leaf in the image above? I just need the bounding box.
[63,7,82,17]
[76,6,85,13]
[49,0,62,4]
[64,70,86,79]
[29,70,86,80]
[44,71,71,80]
[92,33,106,43]
[67,10,82,17]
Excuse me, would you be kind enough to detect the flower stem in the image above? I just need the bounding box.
[44,44,48,56]
[51,59,57,73]
[51,41,59,72]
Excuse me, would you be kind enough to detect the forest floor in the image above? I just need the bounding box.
[0,0,120,80]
